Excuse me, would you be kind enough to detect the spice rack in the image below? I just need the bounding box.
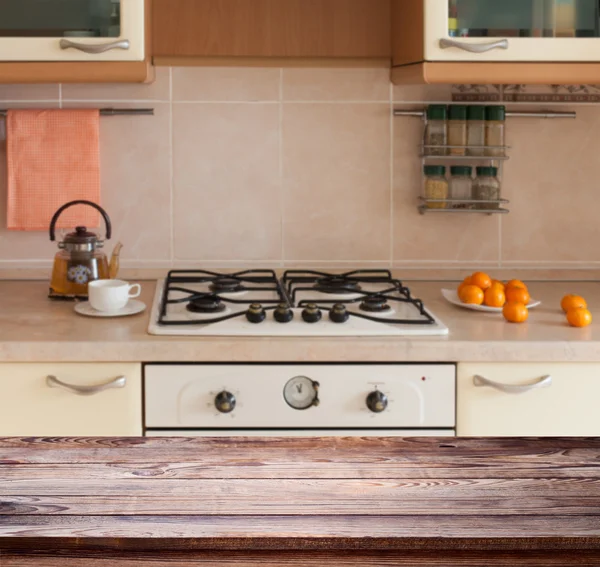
[394,108,576,216]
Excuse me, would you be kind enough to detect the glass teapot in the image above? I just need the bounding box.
[48,200,120,299]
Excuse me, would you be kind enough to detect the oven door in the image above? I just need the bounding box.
[147,429,455,437]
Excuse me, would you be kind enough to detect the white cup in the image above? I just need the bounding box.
[88,279,141,312]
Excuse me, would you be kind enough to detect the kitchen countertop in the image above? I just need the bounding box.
[2,280,600,362]
[1,436,599,564]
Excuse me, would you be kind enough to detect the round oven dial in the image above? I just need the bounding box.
[214,390,236,413]
[283,376,320,410]
[366,390,388,413]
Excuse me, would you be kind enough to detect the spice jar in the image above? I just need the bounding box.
[425,105,447,156]
[485,105,506,157]
[424,165,448,209]
[449,166,473,209]
[467,105,486,156]
[447,105,467,156]
[473,166,500,209]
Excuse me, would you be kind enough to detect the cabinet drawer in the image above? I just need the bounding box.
[458,363,600,437]
[0,363,142,436]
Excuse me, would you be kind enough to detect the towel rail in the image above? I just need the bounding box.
[0,108,154,117]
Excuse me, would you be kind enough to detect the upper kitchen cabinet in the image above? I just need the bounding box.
[153,0,391,63]
[0,0,152,83]
[392,0,600,84]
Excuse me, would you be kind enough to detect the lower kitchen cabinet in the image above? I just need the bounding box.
[458,362,600,437]
[0,363,142,436]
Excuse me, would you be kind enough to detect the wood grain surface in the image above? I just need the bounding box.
[1,436,600,565]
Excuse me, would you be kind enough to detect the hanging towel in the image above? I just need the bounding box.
[6,109,101,231]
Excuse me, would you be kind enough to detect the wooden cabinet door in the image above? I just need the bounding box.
[0,363,142,436]
[153,0,391,59]
[458,362,600,437]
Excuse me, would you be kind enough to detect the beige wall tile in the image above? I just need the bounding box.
[283,68,390,101]
[0,102,171,263]
[61,67,170,101]
[393,115,501,264]
[172,67,280,102]
[393,84,452,103]
[172,103,281,261]
[502,106,600,264]
[283,103,391,262]
[0,84,59,102]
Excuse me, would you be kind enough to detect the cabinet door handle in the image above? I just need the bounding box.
[59,39,130,54]
[473,374,552,394]
[46,375,126,396]
[439,38,509,53]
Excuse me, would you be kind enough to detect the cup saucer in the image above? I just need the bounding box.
[75,299,146,318]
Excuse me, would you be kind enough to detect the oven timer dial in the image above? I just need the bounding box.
[283,376,320,410]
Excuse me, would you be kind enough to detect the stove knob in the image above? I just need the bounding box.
[215,391,236,414]
[274,303,294,323]
[366,390,388,413]
[302,303,322,324]
[246,303,266,324]
[329,303,350,324]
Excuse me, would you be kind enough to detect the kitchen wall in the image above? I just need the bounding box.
[0,66,597,275]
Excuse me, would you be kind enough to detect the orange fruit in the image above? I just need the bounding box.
[566,307,592,328]
[470,272,492,291]
[459,285,484,305]
[491,279,505,291]
[505,286,531,305]
[503,301,529,323]
[561,294,587,313]
[484,286,506,308]
[506,279,527,291]
[457,276,473,296]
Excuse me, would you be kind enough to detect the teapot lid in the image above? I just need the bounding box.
[60,226,102,252]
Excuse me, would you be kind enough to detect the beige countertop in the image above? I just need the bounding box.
[2,280,600,363]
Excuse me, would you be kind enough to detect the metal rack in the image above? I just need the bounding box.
[0,108,154,117]
[394,108,576,216]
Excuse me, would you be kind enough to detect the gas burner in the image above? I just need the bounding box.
[314,277,362,295]
[187,296,227,314]
[209,278,245,294]
[360,296,392,313]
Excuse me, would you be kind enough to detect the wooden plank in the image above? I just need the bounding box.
[2,462,599,480]
[2,514,599,539]
[153,0,391,59]
[4,550,600,566]
[391,61,600,85]
[3,478,600,516]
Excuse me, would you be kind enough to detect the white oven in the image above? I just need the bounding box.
[144,364,456,437]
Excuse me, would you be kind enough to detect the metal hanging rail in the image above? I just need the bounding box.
[0,108,154,117]
[394,109,576,119]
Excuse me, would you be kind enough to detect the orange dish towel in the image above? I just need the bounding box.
[6,109,101,231]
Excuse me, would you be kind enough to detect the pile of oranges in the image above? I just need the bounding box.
[457,272,529,323]
[457,273,593,327]
[561,294,592,328]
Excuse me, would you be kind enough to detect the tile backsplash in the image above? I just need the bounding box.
[0,66,597,272]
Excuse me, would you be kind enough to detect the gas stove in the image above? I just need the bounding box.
[147,269,448,336]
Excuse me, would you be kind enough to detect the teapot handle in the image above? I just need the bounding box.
[49,200,112,242]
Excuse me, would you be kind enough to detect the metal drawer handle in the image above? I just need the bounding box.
[46,375,126,396]
[473,374,552,394]
[59,39,131,54]
[439,38,509,53]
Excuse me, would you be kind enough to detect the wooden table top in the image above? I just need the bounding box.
[1,436,600,562]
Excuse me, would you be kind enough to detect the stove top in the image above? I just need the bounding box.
[148,270,448,336]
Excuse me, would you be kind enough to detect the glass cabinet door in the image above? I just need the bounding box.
[425,0,600,62]
[0,0,121,38]
[0,0,144,62]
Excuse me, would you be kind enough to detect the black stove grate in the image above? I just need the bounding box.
[158,270,289,326]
